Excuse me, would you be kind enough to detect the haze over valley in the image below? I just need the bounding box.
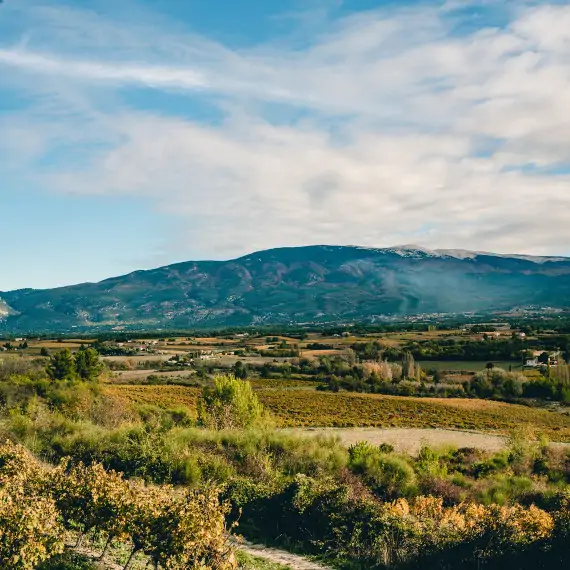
[3,245,570,332]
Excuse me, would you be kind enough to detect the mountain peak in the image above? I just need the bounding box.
[2,244,570,332]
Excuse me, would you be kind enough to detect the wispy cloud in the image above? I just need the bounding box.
[2,0,570,262]
[0,50,207,90]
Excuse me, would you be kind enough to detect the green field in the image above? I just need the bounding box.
[418,360,522,372]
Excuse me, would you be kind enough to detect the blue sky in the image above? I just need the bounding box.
[2,0,570,290]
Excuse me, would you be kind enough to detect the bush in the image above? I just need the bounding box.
[348,441,417,498]
[415,445,449,478]
[199,375,267,430]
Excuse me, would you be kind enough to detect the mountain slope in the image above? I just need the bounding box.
[2,245,570,332]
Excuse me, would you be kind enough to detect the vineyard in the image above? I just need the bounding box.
[103,384,570,440]
[0,441,235,570]
[105,384,200,410]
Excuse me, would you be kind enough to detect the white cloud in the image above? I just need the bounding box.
[0,50,206,90]
[2,0,570,262]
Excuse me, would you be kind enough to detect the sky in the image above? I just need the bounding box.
[2,0,570,290]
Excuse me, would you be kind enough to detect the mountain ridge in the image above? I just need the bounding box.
[2,244,570,332]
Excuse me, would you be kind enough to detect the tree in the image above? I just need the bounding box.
[344,348,357,366]
[401,351,416,379]
[198,374,266,430]
[260,363,272,379]
[46,349,76,381]
[74,346,103,380]
[538,351,550,365]
[40,347,49,357]
[232,360,248,380]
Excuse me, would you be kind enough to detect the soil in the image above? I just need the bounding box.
[240,541,332,570]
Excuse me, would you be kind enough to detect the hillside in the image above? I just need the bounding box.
[2,245,570,332]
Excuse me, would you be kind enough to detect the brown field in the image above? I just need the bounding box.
[104,384,200,410]
[111,369,196,382]
[301,349,342,358]
[102,355,174,363]
[32,341,90,349]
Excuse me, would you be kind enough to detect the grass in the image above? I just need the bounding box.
[237,551,291,570]
[103,385,570,441]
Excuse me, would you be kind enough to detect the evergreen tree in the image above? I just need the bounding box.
[232,360,248,380]
[260,362,272,379]
[74,346,103,380]
[401,351,416,379]
[46,349,76,381]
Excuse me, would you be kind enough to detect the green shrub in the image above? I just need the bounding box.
[198,375,268,430]
[472,453,510,478]
[348,441,417,498]
[416,445,449,478]
[478,475,535,505]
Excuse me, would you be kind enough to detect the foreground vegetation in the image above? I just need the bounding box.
[0,440,234,569]
[0,350,569,569]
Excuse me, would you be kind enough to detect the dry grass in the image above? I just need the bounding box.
[301,349,341,358]
[30,341,88,349]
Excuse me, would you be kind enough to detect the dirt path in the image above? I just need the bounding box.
[286,427,570,454]
[240,541,332,570]
[73,540,331,570]
[285,427,509,454]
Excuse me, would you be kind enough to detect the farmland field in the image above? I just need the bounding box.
[104,384,200,410]
[103,384,570,441]
[417,360,522,372]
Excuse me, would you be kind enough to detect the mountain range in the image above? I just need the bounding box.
[2,245,570,332]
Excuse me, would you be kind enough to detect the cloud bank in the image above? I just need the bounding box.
[2,0,570,263]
